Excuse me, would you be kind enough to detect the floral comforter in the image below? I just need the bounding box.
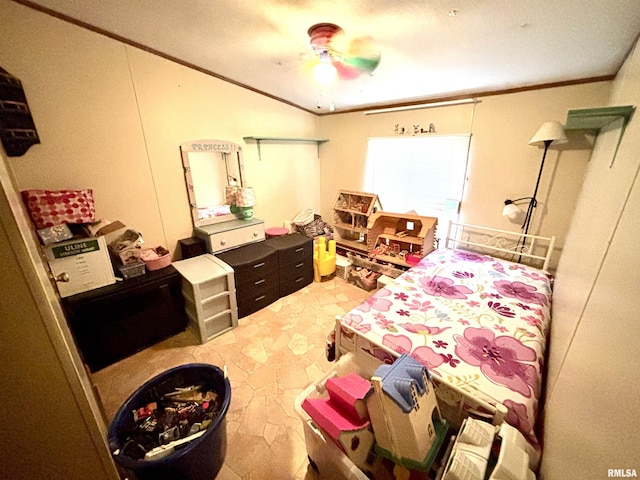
[341,248,552,447]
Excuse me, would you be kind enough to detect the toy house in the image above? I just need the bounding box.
[367,212,438,268]
[301,372,375,470]
[366,353,448,471]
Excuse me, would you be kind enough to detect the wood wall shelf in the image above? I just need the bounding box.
[243,136,329,160]
[565,105,635,167]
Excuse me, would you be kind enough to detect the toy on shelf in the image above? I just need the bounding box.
[366,353,448,472]
[367,212,437,269]
[332,190,382,255]
[314,236,336,281]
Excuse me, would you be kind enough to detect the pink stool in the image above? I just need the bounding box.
[265,227,289,239]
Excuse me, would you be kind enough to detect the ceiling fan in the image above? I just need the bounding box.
[306,23,381,85]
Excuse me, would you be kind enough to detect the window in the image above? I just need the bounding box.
[364,135,471,225]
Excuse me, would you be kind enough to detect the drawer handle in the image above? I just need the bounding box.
[255,295,266,302]
[254,279,266,286]
[295,247,304,253]
[295,277,304,283]
[295,262,304,268]
[253,262,265,269]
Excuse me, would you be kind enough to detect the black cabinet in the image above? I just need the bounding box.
[264,233,313,297]
[216,242,279,319]
[216,234,314,319]
[62,266,188,372]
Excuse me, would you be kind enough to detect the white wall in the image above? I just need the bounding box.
[0,151,118,480]
[541,39,640,479]
[318,83,610,269]
[0,1,322,256]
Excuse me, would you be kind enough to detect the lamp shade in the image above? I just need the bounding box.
[234,187,255,207]
[502,202,523,219]
[529,121,568,146]
[225,185,238,204]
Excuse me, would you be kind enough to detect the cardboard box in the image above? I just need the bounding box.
[44,236,116,297]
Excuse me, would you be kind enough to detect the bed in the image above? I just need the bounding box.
[333,221,555,466]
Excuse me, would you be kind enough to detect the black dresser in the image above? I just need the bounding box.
[62,266,188,372]
[216,242,279,319]
[264,233,313,297]
[216,233,313,318]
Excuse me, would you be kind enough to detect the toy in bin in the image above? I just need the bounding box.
[366,353,448,472]
[302,373,375,471]
[141,246,172,271]
[108,228,144,264]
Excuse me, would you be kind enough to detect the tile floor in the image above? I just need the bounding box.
[92,276,372,479]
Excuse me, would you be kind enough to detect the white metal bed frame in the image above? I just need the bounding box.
[330,221,554,470]
[444,221,556,271]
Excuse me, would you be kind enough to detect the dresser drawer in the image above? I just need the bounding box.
[184,292,234,321]
[181,274,233,305]
[279,257,313,284]
[202,310,236,339]
[264,233,312,267]
[279,270,313,298]
[217,243,277,284]
[237,284,279,318]
[236,268,279,297]
[184,308,236,342]
[194,218,265,254]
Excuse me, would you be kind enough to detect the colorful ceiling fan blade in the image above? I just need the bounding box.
[307,23,381,81]
[343,36,381,74]
[332,60,361,80]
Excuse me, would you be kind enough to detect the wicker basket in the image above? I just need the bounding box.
[295,214,333,239]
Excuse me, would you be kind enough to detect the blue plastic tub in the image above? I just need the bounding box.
[108,363,230,480]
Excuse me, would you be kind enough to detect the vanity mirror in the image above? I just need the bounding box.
[180,139,247,227]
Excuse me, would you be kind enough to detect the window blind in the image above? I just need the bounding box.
[364,134,471,218]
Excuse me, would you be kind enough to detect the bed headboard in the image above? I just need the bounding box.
[444,221,556,271]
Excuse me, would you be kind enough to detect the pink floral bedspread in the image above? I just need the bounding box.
[341,248,552,447]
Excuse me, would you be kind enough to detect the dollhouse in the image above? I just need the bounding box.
[365,353,448,471]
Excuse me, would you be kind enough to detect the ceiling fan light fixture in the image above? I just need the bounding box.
[307,22,381,84]
[313,60,337,85]
[312,51,337,85]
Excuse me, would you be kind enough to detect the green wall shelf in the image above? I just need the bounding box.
[243,136,329,160]
[565,106,635,167]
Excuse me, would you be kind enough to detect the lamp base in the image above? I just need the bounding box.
[239,206,254,220]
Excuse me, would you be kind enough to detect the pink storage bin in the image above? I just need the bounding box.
[140,248,172,271]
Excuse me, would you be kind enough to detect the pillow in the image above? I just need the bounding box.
[21,189,96,229]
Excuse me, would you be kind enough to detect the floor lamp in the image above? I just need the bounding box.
[503,121,567,254]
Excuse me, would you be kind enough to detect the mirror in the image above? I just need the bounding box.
[180,139,246,227]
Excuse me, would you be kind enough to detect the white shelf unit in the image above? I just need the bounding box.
[172,254,238,343]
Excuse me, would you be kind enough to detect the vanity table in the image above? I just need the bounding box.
[177,139,313,325]
[194,217,265,254]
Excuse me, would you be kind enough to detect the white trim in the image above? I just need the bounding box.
[363,98,480,115]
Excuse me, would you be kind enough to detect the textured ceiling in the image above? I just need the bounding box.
[18,0,640,114]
